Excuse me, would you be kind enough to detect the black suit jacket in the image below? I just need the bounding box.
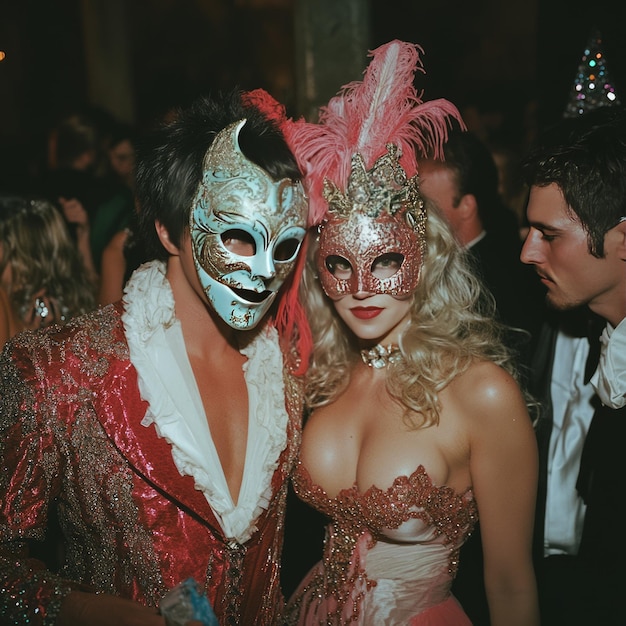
[529,309,626,565]
[528,308,626,625]
[469,232,545,371]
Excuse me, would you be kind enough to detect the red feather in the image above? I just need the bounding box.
[240,88,312,372]
[242,88,287,126]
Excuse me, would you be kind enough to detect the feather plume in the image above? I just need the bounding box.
[275,235,312,376]
[284,40,465,226]
[242,88,287,127]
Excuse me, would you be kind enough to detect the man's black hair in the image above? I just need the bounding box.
[522,105,626,257]
[135,89,302,261]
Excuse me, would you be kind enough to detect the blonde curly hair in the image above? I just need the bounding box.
[303,201,520,429]
[0,196,96,322]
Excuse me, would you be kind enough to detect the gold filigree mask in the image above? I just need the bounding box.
[316,144,426,298]
[190,119,308,329]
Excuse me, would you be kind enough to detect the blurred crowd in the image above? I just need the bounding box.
[0,106,149,349]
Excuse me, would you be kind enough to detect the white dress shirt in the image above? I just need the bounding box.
[544,329,596,556]
[591,316,626,409]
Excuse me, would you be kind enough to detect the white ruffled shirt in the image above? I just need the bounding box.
[590,317,626,409]
[121,261,289,544]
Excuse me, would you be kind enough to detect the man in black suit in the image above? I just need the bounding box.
[521,106,626,625]
[528,306,626,625]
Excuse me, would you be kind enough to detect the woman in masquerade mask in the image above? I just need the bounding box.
[282,41,539,626]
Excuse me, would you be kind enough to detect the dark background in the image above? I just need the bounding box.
[1,0,625,192]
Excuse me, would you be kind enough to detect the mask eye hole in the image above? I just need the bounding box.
[221,229,255,256]
[371,253,403,279]
[274,238,301,262]
[325,255,352,280]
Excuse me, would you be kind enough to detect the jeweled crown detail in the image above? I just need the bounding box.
[322,144,426,246]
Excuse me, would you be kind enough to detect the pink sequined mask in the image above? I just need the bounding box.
[316,145,426,298]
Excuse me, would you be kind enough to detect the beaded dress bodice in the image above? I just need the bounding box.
[285,461,478,625]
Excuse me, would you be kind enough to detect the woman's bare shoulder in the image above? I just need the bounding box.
[452,360,527,421]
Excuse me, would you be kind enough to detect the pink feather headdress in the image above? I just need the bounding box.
[283,40,465,226]
[240,45,462,372]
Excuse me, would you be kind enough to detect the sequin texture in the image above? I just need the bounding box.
[284,462,477,624]
[0,301,304,626]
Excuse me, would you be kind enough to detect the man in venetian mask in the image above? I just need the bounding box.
[0,90,309,626]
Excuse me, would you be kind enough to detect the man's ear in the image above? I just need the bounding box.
[458,193,478,221]
[155,221,179,256]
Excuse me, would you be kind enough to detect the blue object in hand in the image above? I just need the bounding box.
[159,578,219,626]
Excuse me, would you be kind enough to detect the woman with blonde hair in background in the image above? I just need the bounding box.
[0,195,96,347]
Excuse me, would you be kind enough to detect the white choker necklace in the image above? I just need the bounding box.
[360,344,403,369]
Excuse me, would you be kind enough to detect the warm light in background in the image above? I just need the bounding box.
[0,51,6,62]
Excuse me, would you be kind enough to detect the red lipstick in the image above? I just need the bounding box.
[350,306,383,319]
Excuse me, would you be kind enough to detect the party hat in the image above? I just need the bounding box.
[564,28,621,118]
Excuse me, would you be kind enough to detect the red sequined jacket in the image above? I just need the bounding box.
[0,302,303,625]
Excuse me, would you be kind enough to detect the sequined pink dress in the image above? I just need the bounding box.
[284,461,478,625]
